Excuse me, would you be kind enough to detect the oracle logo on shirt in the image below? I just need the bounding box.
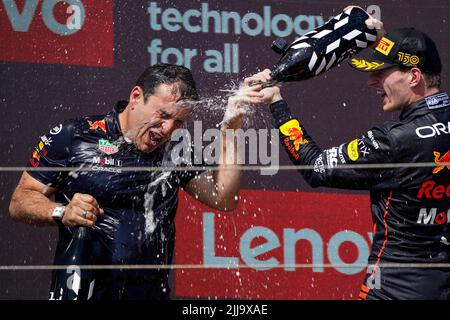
[0,0,113,67]
[415,122,450,139]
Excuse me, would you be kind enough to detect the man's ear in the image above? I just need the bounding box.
[409,68,423,88]
[129,86,144,109]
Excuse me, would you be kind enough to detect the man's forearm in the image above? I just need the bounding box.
[9,188,59,226]
[213,125,242,210]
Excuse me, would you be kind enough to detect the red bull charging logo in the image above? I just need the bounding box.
[88,119,107,133]
[279,119,308,151]
[433,150,450,174]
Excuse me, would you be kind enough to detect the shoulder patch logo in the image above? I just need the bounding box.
[347,139,359,161]
[98,139,119,155]
[279,119,308,151]
[433,150,450,174]
[50,124,62,135]
[88,119,107,133]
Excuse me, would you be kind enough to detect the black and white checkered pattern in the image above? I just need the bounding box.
[271,7,378,82]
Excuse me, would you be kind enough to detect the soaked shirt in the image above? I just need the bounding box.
[27,101,201,285]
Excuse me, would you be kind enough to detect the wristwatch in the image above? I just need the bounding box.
[52,205,66,223]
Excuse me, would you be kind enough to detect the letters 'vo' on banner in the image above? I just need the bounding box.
[0,0,113,67]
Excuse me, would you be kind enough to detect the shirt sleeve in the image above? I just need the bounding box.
[270,100,398,190]
[26,121,75,188]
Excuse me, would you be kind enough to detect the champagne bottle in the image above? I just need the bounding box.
[262,6,381,86]
[49,226,96,300]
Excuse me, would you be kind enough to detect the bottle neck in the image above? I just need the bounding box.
[74,226,90,240]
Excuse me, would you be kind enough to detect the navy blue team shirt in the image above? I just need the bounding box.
[27,101,201,297]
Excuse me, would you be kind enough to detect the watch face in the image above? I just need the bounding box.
[52,206,65,220]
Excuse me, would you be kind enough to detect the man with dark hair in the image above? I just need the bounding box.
[135,63,200,102]
[9,63,258,299]
[246,28,450,299]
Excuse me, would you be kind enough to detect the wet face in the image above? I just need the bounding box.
[367,67,413,112]
[127,84,192,153]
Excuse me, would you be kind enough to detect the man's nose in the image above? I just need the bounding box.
[160,119,176,135]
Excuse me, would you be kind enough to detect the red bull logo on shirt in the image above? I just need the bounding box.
[279,119,308,151]
[88,119,107,134]
[433,150,450,174]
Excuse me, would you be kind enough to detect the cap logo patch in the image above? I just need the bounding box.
[375,37,395,56]
[350,58,385,71]
[397,52,420,66]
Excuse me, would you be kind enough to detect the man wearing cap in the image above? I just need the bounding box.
[245,28,450,299]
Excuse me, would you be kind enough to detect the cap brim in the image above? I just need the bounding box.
[348,57,395,72]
